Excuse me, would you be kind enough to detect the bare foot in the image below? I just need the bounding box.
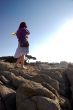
[21,66,27,69]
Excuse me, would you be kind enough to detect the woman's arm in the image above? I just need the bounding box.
[25,28,30,35]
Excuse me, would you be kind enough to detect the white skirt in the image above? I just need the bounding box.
[14,44,29,58]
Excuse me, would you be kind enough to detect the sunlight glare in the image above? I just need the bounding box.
[35,19,73,62]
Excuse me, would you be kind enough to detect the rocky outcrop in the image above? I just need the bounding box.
[0,57,73,110]
[16,81,60,110]
[65,64,73,108]
[0,84,16,110]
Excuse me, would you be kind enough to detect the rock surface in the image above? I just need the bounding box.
[0,57,73,110]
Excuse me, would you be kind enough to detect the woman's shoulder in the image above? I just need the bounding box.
[17,28,30,35]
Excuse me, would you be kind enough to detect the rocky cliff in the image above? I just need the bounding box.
[0,56,73,110]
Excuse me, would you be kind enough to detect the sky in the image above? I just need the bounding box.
[0,0,73,63]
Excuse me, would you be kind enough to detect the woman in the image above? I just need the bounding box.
[14,22,30,68]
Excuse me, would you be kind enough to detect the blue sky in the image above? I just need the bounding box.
[0,0,73,62]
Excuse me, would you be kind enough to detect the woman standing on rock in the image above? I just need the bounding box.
[14,22,30,68]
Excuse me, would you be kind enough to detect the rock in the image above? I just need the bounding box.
[0,84,16,110]
[17,98,36,110]
[17,96,61,110]
[32,74,59,91]
[0,61,14,71]
[60,96,71,110]
[0,75,9,84]
[0,58,73,110]
[0,81,3,85]
[0,71,26,89]
[60,61,68,68]
[66,67,73,99]
[0,97,5,110]
[39,69,65,82]
[42,82,59,98]
[32,96,61,110]
[0,84,15,97]
[5,93,16,110]
[16,81,59,110]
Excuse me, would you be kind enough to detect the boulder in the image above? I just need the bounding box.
[16,81,59,110]
[32,74,59,91]
[66,67,73,99]
[32,96,61,110]
[0,84,16,110]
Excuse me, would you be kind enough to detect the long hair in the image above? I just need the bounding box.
[19,22,27,29]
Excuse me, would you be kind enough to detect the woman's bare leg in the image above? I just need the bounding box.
[15,57,22,67]
[21,55,27,69]
[15,55,27,69]
[20,55,24,68]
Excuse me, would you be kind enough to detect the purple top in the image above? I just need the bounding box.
[16,28,30,43]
